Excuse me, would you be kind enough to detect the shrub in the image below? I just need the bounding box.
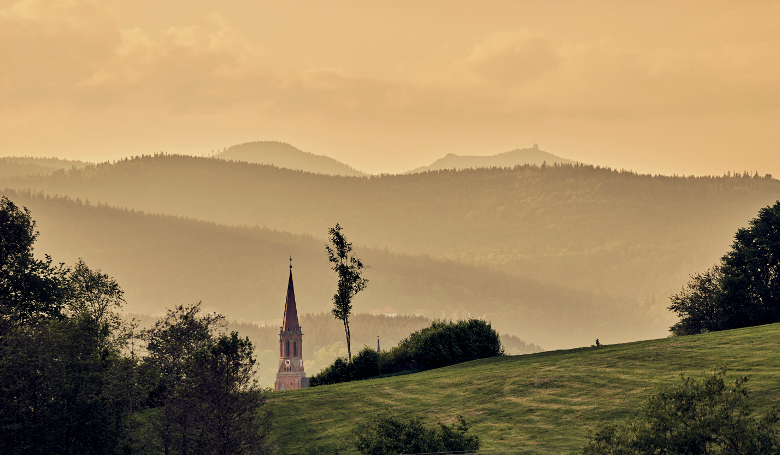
[582,370,780,455]
[309,319,503,387]
[353,413,480,455]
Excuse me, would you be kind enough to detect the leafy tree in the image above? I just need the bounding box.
[189,332,272,455]
[143,303,225,454]
[669,265,723,336]
[0,311,133,455]
[64,258,125,329]
[670,201,780,334]
[354,413,480,455]
[142,303,270,455]
[718,201,780,329]
[326,223,368,362]
[582,371,780,455]
[0,195,66,324]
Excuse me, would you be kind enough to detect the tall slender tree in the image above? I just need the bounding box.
[326,224,368,362]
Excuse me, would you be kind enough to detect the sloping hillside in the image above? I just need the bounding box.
[267,323,780,454]
[219,141,365,176]
[4,190,651,350]
[0,156,90,178]
[3,155,778,300]
[405,146,574,173]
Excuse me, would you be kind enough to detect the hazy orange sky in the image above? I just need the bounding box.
[1,0,778,175]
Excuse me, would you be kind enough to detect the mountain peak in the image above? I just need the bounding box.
[219,141,365,177]
[405,147,574,174]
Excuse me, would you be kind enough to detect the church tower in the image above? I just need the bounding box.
[274,260,307,391]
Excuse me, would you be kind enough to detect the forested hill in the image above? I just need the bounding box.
[405,147,574,173]
[4,190,654,350]
[218,141,365,176]
[3,155,778,300]
[0,156,90,179]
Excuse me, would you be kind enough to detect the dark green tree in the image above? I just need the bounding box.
[142,303,270,455]
[670,201,780,334]
[64,258,125,329]
[354,413,480,455]
[718,202,780,329]
[143,303,225,455]
[189,332,272,455]
[326,224,368,362]
[0,195,67,324]
[669,265,723,335]
[582,371,780,455]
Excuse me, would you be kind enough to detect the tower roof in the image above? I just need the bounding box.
[282,268,300,331]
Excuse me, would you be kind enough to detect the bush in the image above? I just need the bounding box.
[582,370,780,455]
[353,413,479,455]
[309,319,503,387]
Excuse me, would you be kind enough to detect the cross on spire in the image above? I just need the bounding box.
[289,255,292,269]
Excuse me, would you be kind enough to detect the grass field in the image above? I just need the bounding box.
[265,323,780,454]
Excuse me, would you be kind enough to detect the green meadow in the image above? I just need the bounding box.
[267,323,780,453]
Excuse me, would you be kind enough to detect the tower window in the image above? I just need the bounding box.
[293,341,297,357]
[286,340,290,357]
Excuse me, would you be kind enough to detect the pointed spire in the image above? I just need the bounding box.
[282,261,300,331]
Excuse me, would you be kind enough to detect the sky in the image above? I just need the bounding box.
[1,0,779,176]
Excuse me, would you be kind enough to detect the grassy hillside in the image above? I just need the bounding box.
[266,323,780,454]
[405,147,574,173]
[2,154,777,299]
[219,141,365,176]
[2,189,651,350]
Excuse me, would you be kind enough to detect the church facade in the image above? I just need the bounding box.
[274,264,307,391]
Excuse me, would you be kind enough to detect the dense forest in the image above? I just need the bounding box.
[2,190,638,350]
[2,154,777,301]
[0,156,90,179]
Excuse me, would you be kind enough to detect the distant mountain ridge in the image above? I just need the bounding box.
[406,145,574,173]
[0,189,639,350]
[0,156,90,179]
[3,154,777,303]
[219,141,365,177]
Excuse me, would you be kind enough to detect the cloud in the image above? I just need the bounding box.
[463,30,562,84]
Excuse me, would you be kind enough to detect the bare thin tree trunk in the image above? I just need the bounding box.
[344,318,352,362]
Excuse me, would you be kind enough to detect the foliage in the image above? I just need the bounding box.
[353,413,480,455]
[582,371,780,455]
[0,197,271,455]
[326,223,368,362]
[670,201,780,335]
[64,258,125,329]
[0,314,134,455]
[0,195,67,323]
[669,265,723,335]
[309,319,503,386]
[142,303,270,455]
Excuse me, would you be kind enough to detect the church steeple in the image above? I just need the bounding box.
[282,265,300,331]
[274,257,307,391]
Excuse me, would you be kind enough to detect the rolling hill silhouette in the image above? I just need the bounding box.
[0,156,90,179]
[218,141,365,176]
[3,189,652,350]
[405,145,574,173]
[3,154,777,301]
